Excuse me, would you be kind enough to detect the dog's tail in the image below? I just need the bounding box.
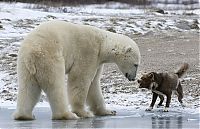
[175,63,189,78]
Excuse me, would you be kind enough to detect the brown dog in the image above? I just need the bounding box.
[137,63,189,112]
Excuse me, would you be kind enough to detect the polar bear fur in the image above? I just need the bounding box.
[13,20,140,120]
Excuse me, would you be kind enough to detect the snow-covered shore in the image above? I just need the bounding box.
[0,2,199,115]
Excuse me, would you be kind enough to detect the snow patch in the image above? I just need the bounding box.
[0,2,199,116]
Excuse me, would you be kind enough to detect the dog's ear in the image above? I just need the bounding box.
[148,72,154,81]
[141,72,148,78]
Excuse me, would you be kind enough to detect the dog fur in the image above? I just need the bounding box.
[138,63,189,112]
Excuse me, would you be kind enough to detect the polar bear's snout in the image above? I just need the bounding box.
[125,73,134,81]
[125,72,136,81]
[125,64,138,81]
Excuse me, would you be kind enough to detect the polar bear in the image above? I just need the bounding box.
[13,20,140,120]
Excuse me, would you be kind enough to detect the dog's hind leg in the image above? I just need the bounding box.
[177,83,185,107]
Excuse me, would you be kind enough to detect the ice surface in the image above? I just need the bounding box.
[0,2,199,116]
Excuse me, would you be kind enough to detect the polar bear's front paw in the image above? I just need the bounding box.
[52,111,79,120]
[110,110,117,115]
[94,109,117,116]
[13,111,35,120]
[73,110,94,118]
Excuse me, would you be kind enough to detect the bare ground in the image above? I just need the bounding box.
[102,31,200,98]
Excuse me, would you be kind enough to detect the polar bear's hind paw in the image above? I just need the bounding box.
[52,112,79,120]
[73,110,94,118]
[94,109,117,116]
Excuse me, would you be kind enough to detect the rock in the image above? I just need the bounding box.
[83,23,90,25]
[111,70,117,73]
[63,8,68,13]
[193,19,199,24]
[156,9,164,14]
[46,15,57,19]
[8,53,18,57]
[155,9,165,14]
[5,98,12,101]
[83,18,98,22]
[2,18,11,21]
[107,27,116,33]
[2,90,8,93]
[189,20,199,30]
[9,72,17,75]
[176,20,199,30]
[110,18,118,25]
[183,12,196,16]
[176,20,191,30]
[0,25,3,29]
[190,23,199,30]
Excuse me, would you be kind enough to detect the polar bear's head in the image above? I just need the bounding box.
[113,40,141,81]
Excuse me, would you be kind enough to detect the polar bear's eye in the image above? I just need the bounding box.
[134,64,138,68]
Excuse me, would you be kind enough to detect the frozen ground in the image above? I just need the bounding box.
[0,107,199,128]
[0,1,199,119]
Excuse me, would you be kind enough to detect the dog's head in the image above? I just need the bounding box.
[137,72,158,90]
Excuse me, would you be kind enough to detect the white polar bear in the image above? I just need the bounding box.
[13,20,140,120]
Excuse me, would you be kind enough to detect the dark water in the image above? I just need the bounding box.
[0,107,199,128]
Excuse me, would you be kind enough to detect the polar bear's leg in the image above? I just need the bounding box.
[45,87,78,120]
[87,65,116,116]
[67,66,95,118]
[13,68,41,120]
[42,61,78,120]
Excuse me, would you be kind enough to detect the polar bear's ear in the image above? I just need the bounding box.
[125,47,132,54]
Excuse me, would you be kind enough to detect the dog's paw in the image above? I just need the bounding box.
[145,107,153,111]
[163,107,169,112]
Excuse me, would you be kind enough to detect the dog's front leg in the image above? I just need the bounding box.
[146,93,158,111]
[157,95,164,108]
[163,94,172,112]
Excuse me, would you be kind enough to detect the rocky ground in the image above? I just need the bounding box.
[101,31,199,108]
[0,2,199,112]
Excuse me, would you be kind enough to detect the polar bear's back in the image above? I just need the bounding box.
[18,20,107,75]
[21,20,105,52]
